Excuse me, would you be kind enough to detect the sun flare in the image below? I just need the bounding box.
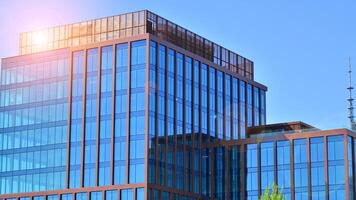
[33,31,48,46]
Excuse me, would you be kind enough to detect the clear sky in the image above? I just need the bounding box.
[1,0,356,130]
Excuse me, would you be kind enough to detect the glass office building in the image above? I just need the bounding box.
[0,10,355,200]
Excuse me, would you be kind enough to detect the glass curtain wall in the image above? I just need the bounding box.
[114,43,128,185]
[98,46,113,186]
[69,51,84,188]
[83,48,98,187]
[129,40,146,184]
[246,144,258,200]
[310,137,325,200]
[277,141,291,199]
[260,142,274,191]
[294,139,308,200]
[327,135,345,199]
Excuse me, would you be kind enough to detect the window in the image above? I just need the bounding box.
[148,40,157,184]
[121,189,133,200]
[106,190,118,200]
[253,87,259,126]
[225,74,232,139]
[240,81,246,138]
[176,53,184,136]
[99,45,113,186]
[69,51,84,189]
[114,43,128,185]
[294,139,308,200]
[90,191,102,200]
[215,147,225,199]
[246,144,258,200]
[136,188,144,200]
[247,84,253,127]
[129,40,146,184]
[185,56,193,140]
[328,135,345,200]
[84,48,98,187]
[277,141,291,199]
[310,137,325,200]
[201,64,208,135]
[232,78,239,140]
[260,142,274,190]
[209,68,216,139]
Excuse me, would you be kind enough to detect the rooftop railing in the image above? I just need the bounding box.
[19,10,254,80]
[248,128,321,138]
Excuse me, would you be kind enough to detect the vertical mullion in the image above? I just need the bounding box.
[207,66,212,195]
[307,138,311,200]
[144,37,150,200]
[110,44,116,185]
[239,144,247,200]
[274,141,278,186]
[211,147,215,197]
[257,143,261,197]
[191,60,195,194]
[324,136,329,200]
[237,79,240,140]
[95,47,102,186]
[230,77,233,140]
[66,51,74,188]
[290,140,295,200]
[173,49,177,190]
[154,42,159,185]
[80,49,88,188]
[182,54,186,191]
[207,66,211,141]
[126,42,131,184]
[222,73,226,140]
[344,134,350,200]
[164,45,168,187]
[259,88,262,125]
[133,188,137,200]
[225,146,230,200]
[198,61,202,195]
[251,86,255,127]
[244,82,247,138]
[214,69,218,140]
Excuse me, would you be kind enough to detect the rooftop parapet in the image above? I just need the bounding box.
[19,10,254,80]
[247,121,320,138]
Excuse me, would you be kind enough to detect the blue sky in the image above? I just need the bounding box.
[1,0,356,130]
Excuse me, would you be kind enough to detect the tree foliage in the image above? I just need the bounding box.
[260,183,286,200]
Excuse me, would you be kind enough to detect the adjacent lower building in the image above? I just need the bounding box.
[0,10,354,200]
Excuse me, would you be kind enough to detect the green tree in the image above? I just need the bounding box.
[260,183,286,200]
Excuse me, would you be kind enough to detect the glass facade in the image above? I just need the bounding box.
[146,38,265,199]
[20,11,254,81]
[294,139,308,200]
[260,142,274,191]
[83,48,98,187]
[129,40,146,184]
[69,50,84,188]
[1,39,149,199]
[0,49,69,194]
[246,144,258,200]
[114,43,128,185]
[4,9,356,200]
[328,135,345,199]
[310,137,325,199]
[99,45,113,186]
[277,141,290,199]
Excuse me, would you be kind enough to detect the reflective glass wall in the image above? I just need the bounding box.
[147,39,266,199]
[0,49,70,194]
[67,39,147,191]
[242,133,355,200]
